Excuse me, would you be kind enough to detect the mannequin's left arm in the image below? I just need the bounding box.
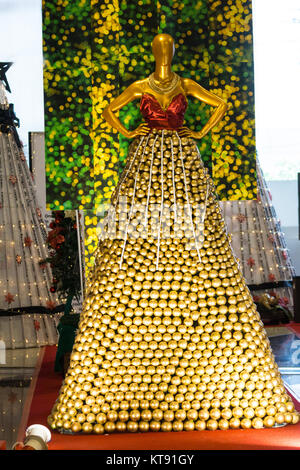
[180,78,228,139]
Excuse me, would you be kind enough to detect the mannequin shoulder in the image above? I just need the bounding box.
[180,77,204,92]
[125,78,149,96]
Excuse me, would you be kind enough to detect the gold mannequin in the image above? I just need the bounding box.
[102,33,228,139]
[48,35,300,436]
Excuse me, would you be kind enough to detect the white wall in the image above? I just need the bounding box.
[267,179,300,274]
[0,0,44,155]
[253,0,300,181]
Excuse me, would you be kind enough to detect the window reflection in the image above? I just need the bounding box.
[269,334,300,368]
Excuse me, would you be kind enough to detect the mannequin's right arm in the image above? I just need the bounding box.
[102,81,150,138]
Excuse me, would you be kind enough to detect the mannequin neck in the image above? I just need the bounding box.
[153,62,173,82]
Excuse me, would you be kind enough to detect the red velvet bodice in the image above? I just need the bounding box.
[140,93,188,130]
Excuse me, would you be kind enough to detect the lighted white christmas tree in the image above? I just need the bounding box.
[0,64,60,347]
[220,161,295,321]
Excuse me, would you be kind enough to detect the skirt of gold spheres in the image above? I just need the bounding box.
[48,130,299,434]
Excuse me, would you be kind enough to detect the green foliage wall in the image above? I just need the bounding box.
[42,0,256,269]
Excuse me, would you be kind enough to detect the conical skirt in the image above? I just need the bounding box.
[48,130,299,434]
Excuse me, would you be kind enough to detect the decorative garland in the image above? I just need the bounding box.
[40,210,82,372]
[40,210,81,303]
[253,291,293,325]
[0,107,21,147]
[248,280,293,291]
[0,305,65,317]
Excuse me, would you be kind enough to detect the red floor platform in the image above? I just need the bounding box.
[0,441,6,450]
[18,324,300,450]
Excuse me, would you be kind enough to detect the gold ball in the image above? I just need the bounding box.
[210,408,221,420]
[141,410,152,421]
[56,419,63,428]
[221,408,232,420]
[161,421,172,432]
[104,422,116,433]
[77,413,86,424]
[244,407,255,419]
[276,404,287,414]
[216,418,227,431]
[68,407,77,417]
[96,412,107,424]
[164,410,175,422]
[275,413,285,425]
[71,422,81,433]
[130,410,141,422]
[153,409,163,421]
[183,420,195,431]
[127,421,138,432]
[240,418,252,429]
[239,399,248,409]
[94,423,105,434]
[206,419,218,431]
[86,396,95,406]
[115,422,127,433]
[160,402,169,412]
[91,404,101,415]
[186,409,198,421]
[255,407,266,418]
[284,413,293,424]
[86,413,96,423]
[139,421,150,432]
[174,409,186,421]
[252,417,264,429]
[81,404,90,415]
[232,407,243,419]
[149,420,161,432]
[230,397,240,408]
[263,416,275,428]
[286,402,295,413]
[249,398,259,409]
[82,422,93,433]
[106,410,117,422]
[265,405,276,416]
[173,421,184,432]
[229,417,240,429]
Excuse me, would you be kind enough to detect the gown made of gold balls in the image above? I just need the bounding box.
[48,95,299,435]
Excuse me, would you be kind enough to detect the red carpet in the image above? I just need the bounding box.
[19,325,300,450]
[287,322,300,336]
[0,441,6,450]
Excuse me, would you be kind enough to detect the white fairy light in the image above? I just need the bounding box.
[155,130,165,269]
[144,134,157,228]
[170,136,177,223]
[120,135,151,270]
[177,132,201,265]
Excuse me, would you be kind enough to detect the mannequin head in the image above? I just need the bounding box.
[152,34,175,66]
